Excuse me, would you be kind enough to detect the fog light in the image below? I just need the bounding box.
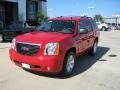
[47,67,50,71]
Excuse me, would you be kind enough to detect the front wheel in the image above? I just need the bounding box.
[102,27,106,31]
[61,52,75,76]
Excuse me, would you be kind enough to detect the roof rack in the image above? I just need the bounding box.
[54,16,93,20]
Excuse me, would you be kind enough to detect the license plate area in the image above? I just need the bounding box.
[22,63,30,69]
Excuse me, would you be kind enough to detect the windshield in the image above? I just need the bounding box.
[96,22,101,25]
[36,20,76,34]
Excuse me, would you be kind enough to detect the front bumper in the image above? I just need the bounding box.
[9,49,64,73]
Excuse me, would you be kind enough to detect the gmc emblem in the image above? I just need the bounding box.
[21,46,29,51]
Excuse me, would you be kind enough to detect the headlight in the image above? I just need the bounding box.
[44,43,59,55]
[11,38,16,50]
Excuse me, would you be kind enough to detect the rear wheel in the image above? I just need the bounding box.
[61,52,75,76]
[89,41,98,56]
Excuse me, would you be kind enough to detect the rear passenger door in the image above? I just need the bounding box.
[76,20,88,53]
[84,20,94,49]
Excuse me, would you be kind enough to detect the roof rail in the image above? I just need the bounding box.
[55,16,93,19]
[56,16,83,18]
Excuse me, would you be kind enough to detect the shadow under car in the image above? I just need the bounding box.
[23,46,110,79]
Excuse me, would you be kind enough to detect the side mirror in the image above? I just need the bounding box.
[79,28,88,34]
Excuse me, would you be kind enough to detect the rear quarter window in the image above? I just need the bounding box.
[92,20,98,30]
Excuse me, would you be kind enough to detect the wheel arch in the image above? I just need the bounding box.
[61,47,76,75]
[65,47,76,58]
[94,37,99,43]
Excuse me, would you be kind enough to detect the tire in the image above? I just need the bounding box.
[89,41,98,56]
[102,27,106,31]
[61,52,75,76]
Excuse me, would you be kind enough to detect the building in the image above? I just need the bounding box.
[104,15,120,25]
[0,0,47,28]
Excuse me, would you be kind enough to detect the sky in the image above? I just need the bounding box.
[47,0,120,17]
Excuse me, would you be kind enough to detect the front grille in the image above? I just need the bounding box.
[16,42,40,56]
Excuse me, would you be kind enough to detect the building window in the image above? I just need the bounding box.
[0,4,4,28]
[27,0,38,20]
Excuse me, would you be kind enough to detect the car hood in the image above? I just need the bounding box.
[16,31,72,44]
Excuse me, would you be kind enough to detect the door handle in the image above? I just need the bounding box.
[82,36,89,40]
[87,40,90,43]
[82,38,86,41]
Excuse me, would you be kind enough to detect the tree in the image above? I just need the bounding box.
[36,12,48,25]
[94,14,104,23]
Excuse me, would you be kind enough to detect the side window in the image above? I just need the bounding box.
[85,20,92,32]
[92,20,98,30]
[78,20,85,30]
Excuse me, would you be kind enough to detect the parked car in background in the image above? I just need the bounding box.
[0,29,1,41]
[96,22,108,31]
[0,28,2,34]
[0,21,35,42]
[9,16,100,76]
[116,25,120,30]
[0,21,3,42]
[0,20,3,34]
[108,24,116,30]
[108,24,120,30]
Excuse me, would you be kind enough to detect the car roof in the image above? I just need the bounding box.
[49,16,93,21]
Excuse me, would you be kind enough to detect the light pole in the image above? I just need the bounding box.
[88,6,94,17]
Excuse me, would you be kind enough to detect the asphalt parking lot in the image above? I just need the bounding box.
[0,30,120,90]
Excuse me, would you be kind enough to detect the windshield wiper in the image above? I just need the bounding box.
[55,29,73,34]
[37,29,51,32]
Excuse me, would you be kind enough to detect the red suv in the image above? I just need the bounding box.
[9,16,99,76]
